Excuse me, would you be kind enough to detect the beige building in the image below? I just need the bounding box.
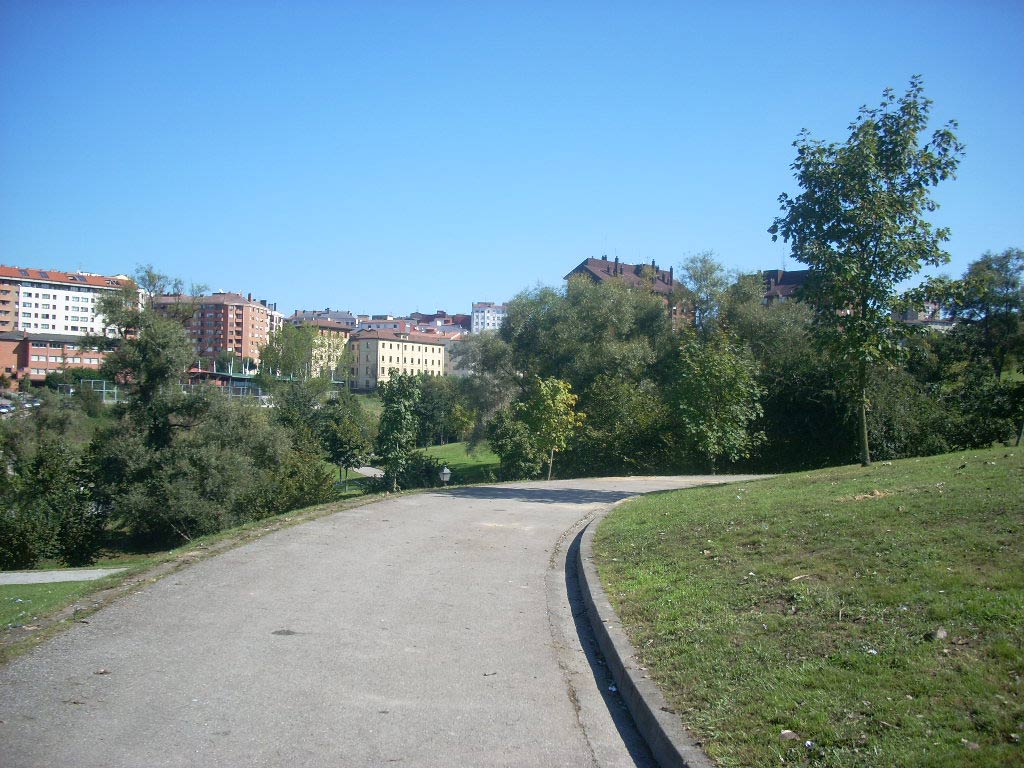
[348,329,446,391]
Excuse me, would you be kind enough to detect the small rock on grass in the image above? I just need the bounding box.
[924,627,948,642]
[780,730,800,741]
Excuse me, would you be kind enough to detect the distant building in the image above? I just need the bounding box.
[410,310,472,333]
[290,317,355,377]
[153,292,279,363]
[0,264,136,338]
[471,302,507,334]
[565,256,687,325]
[356,315,411,333]
[0,331,107,384]
[565,256,675,296]
[760,269,810,305]
[414,327,470,377]
[288,308,357,327]
[348,328,447,391]
[893,302,956,333]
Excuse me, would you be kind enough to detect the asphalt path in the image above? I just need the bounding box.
[0,475,759,767]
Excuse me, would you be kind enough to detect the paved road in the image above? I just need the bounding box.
[0,568,126,585]
[0,475,759,767]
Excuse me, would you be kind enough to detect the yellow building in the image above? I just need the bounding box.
[348,329,446,391]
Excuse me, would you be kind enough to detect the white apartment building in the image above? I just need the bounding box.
[0,265,134,337]
[471,302,507,334]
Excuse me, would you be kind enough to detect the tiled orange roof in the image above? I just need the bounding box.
[0,265,132,289]
[352,328,447,346]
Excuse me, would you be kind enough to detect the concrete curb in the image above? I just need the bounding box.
[577,502,715,768]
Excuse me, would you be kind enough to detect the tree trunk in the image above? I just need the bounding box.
[547,447,554,481]
[1017,417,1023,448]
[343,466,348,493]
[858,359,871,467]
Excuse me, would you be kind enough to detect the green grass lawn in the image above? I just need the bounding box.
[423,441,500,484]
[594,446,1023,767]
[1,581,107,629]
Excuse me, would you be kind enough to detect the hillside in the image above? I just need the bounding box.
[595,447,1023,767]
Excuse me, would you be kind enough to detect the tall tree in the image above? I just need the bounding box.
[259,324,317,380]
[375,374,421,492]
[517,376,585,481]
[769,76,964,465]
[679,251,730,334]
[952,248,1023,379]
[669,330,765,472]
[319,398,372,491]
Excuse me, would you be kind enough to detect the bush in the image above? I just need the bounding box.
[866,366,951,460]
[0,509,50,570]
[397,450,443,489]
[57,504,107,566]
[486,409,544,481]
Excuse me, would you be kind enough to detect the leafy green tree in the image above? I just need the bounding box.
[259,324,317,380]
[415,374,460,446]
[679,251,730,334]
[270,377,332,442]
[950,248,1023,379]
[375,373,421,491]
[319,398,371,491]
[486,407,545,480]
[0,436,103,568]
[669,330,765,472]
[517,376,585,481]
[564,375,676,476]
[502,279,674,394]
[451,333,519,445]
[100,313,199,450]
[769,76,964,465]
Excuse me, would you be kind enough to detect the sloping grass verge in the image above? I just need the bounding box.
[423,441,500,484]
[594,447,1022,767]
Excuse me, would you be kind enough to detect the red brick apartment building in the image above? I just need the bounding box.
[153,292,283,363]
[0,332,107,384]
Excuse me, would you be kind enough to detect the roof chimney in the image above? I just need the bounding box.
[614,255,620,275]
[247,293,253,301]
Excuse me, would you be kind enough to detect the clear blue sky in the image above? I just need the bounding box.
[1,1,1021,316]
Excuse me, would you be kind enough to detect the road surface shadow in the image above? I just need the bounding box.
[446,486,635,506]
[564,527,657,767]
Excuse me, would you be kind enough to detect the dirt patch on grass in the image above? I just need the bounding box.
[839,489,892,502]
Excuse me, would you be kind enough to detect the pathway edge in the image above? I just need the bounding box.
[577,501,715,768]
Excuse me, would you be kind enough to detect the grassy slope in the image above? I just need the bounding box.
[594,447,1023,768]
[423,441,499,484]
[1,582,104,629]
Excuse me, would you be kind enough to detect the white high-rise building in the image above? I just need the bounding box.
[0,265,134,337]
[471,301,506,334]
